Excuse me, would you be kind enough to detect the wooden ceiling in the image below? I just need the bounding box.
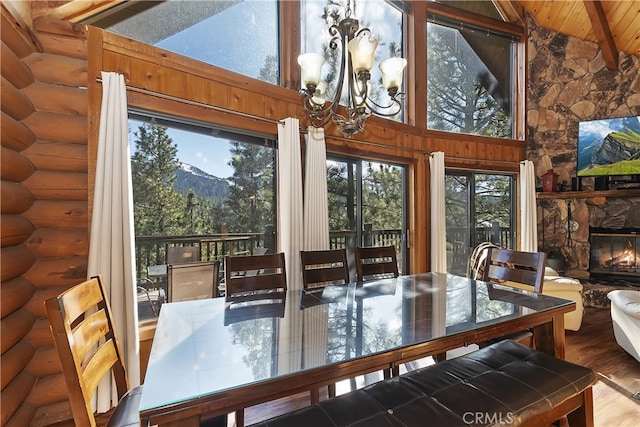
[515,0,639,68]
[30,0,640,64]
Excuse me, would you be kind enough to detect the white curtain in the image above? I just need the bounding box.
[87,71,139,412]
[303,127,330,250]
[277,117,304,289]
[276,118,304,373]
[519,160,538,252]
[302,127,330,369]
[429,152,448,273]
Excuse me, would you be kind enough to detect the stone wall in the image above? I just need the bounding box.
[526,14,640,279]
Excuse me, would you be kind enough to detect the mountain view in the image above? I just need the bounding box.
[174,162,230,201]
[577,116,640,176]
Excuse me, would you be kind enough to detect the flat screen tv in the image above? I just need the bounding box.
[577,115,640,177]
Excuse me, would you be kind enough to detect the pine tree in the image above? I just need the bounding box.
[226,141,275,233]
[130,123,184,237]
[427,24,511,137]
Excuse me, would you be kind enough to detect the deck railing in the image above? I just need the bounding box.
[135,226,509,280]
[135,228,406,280]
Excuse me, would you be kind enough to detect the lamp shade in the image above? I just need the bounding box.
[379,57,407,90]
[348,33,378,73]
[298,53,325,87]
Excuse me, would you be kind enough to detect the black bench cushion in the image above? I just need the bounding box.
[106,385,143,427]
[251,340,596,427]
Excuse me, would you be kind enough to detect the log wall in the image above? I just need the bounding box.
[1,4,525,426]
[1,5,90,426]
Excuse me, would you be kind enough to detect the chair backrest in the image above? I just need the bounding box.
[300,249,350,289]
[355,245,399,281]
[167,260,221,302]
[482,248,547,293]
[225,253,287,296]
[45,276,129,427]
[167,245,201,264]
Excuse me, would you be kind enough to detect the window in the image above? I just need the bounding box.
[89,0,280,84]
[301,0,406,121]
[427,18,516,138]
[444,171,515,276]
[327,155,408,276]
[129,112,277,320]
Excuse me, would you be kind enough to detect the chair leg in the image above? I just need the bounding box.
[566,387,594,427]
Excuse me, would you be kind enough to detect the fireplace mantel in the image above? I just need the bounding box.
[536,189,640,200]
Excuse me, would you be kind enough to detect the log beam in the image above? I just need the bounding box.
[1,75,34,120]
[1,214,35,247]
[1,40,35,88]
[0,146,35,182]
[583,0,618,71]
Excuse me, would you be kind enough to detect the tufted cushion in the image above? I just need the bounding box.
[251,340,596,427]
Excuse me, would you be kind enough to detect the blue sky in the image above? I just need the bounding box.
[129,120,234,178]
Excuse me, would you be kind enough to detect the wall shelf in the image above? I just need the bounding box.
[536,189,640,199]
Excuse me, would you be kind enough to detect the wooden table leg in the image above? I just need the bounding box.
[235,409,244,427]
[533,314,566,358]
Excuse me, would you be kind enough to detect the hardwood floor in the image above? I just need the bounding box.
[240,306,640,426]
[564,306,640,427]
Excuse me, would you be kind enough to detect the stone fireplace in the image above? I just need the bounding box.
[589,227,640,278]
[537,195,640,280]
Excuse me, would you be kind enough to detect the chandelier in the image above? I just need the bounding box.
[298,2,407,137]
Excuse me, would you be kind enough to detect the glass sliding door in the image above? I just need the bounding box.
[445,171,515,276]
[327,156,408,277]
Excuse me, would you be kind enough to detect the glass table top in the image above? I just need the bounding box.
[139,272,573,412]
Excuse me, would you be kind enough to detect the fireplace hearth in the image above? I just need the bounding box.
[589,227,640,278]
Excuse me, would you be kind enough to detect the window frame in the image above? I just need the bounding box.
[129,110,279,323]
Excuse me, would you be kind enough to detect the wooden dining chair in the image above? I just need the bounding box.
[225,252,287,297]
[300,248,350,289]
[480,247,548,348]
[355,245,399,281]
[45,275,142,427]
[167,260,221,301]
[482,247,547,293]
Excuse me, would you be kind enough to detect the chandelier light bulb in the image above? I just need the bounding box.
[298,53,325,89]
[379,57,407,93]
[311,81,328,106]
[348,32,378,74]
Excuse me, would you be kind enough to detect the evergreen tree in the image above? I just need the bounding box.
[226,142,275,233]
[130,123,184,236]
[427,24,510,137]
[362,162,403,229]
[258,54,279,85]
[474,174,512,229]
[327,162,354,231]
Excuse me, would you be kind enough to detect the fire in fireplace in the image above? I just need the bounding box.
[589,228,640,277]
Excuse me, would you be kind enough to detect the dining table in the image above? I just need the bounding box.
[139,272,575,427]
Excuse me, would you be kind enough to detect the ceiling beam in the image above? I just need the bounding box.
[32,1,125,22]
[583,0,618,71]
[493,0,526,26]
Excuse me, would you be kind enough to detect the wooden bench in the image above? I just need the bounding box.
[250,340,596,427]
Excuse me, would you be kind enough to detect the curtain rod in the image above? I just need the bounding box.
[95,78,284,126]
[96,78,520,165]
